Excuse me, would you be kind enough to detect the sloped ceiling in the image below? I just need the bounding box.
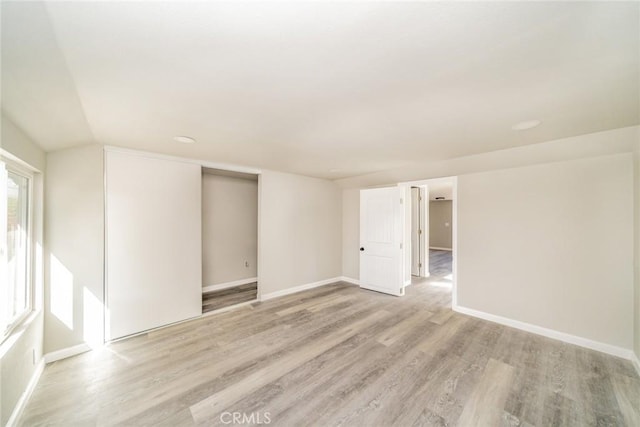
[2,1,638,179]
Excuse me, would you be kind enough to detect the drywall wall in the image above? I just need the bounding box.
[1,116,46,171]
[202,173,258,287]
[44,145,104,353]
[259,170,342,296]
[429,201,452,250]
[342,188,360,281]
[0,311,43,426]
[458,153,633,350]
[0,116,45,426]
[635,137,640,361]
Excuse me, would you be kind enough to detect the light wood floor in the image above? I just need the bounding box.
[21,271,639,426]
[429,249,452,277]
[202,283,258,313]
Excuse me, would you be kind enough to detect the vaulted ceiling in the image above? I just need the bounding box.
[2,1,638,179]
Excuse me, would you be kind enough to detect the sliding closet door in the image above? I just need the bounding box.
[106,151,202,340]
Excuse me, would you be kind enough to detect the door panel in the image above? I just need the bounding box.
[106,151,202,340]
[360,187,403,296]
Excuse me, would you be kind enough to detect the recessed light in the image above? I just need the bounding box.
[173,136,196,144]
[511,120,541,131]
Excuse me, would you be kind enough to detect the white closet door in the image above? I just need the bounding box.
[106,151,202,340]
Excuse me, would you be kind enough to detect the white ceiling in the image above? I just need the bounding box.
[2,1,638,179]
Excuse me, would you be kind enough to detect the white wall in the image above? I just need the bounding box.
[1,117,46,172]
[0,116,45,426]
[202,173,258,287]
[45,145,104,353]
[635,137,640,361]
[259,170,342,296]
[458,153,633,350]
[342,188,360,280]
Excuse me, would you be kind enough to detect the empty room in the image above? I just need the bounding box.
[1,1,639,426]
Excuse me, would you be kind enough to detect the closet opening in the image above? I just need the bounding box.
[201,167,259,313]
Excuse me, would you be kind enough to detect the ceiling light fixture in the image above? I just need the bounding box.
[511,120,541,131]
[173,136,197,144]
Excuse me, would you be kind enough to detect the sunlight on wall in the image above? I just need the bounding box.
[50,254,73,330]
[83,287,104,349]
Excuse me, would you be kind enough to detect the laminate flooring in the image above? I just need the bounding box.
[429,249,453,278]
[202,283,258,313]
[21,270,639,426]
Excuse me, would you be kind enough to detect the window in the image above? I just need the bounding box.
[1,161,32,340]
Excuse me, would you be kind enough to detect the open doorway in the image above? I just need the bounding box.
[201,167,259,313]
[427,181,453,281]
[401,177,457,306]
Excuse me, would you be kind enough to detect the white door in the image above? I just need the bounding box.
[359,187,404,296]
[105,151,202,340]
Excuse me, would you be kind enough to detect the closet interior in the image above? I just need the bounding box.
[201,168,259,313]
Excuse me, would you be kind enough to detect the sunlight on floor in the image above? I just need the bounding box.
[428,279,452,289]
[83,287,104,349]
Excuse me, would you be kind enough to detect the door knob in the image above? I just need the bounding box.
[360,247,365,251]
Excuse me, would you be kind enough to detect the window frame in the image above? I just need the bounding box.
[1,159,35,343]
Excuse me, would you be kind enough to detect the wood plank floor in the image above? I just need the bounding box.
[202,283,258,313]
[21,270,639,426]
[429,249,453,277]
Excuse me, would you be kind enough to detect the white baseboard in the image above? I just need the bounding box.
[6,358,45,427]
[44,343,91,364]
[203,277,258,293]
[339,276,360,286]
[260,277,342,301]
[453,304,634,360]
[429,246,452,251]
[631,352,640,377]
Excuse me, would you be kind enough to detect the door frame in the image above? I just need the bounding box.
[410,186,428,278]
[397,176,458,307]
